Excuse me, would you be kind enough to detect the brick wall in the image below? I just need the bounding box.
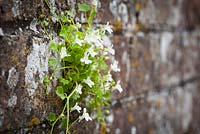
[0,0,200,134]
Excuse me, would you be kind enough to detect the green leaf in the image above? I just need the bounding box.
[69,72,79,81]
[61,14,67,23]
[99,60,107,70]
[66,10,75,18]
[64,55,74,63]
[49,41,58,53]
[43,75,50,86]
[59,25,77,43]
[87,7,96,26]
[61,118,67,128]
[72,93,80,100]
[78,3,91,12]
[59,77,69,85]
[103,91,110,99]
[95,87,102,98]
[48,58,57,68]
[48,112,56,122]
[41,20,48,26]
[56,86,66,100]
[97,109,104,122]
[105,109,110,114]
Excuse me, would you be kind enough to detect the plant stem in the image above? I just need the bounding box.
[65,83,77,134]
[68,117,79,130]
[50,99,68,134]
[56,66,74,70]
[42,25,52,40]
[66,97,70,134]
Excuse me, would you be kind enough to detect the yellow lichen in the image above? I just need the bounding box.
[135,2,141,11]
[6,123,11,130]
[113,20,122,32]
[132,60,140,68]
[100,123,107,134]
[128,113,134,124]
[29,117,40,130]
[148,130,155,134]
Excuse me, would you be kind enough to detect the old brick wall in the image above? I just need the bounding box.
[0,0,200,134]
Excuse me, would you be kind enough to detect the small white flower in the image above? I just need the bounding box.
[84,31,103,48]
[80,54,92,64]
[103,22,113,34]
[83,77,94,88]
[105,71,113,82]
[106,45,115,55]
[87,47,97,57]
[113,80,123,93]
[105,82,111,91]
[60,47,70,59]
[111,60,120,72]
[74,37,84,46]
[102,36,112,47]
[76,22,82,28]
[71,103,82,113]
[91,0,98,7]
[75,84,83,94]
[79,108,92,121]
[91,64,97,70]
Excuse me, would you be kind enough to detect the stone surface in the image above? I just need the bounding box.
[0,0,200,134]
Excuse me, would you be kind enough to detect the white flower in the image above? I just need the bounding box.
[75,84,83,94]
[83,77,94,88]
[84,31,103,48]
[111,60,120,72]
[91,0,98,7]
[105,71,113,82]
[91,64,97,70]
[113,80,123,93]
[76,22,82,28]
[74,36,84,46]
[79,108,92,121]
[102,36,112,47]
[87,47,97,57]
[80,54,92,64]
[105,82,111,91]
[60,47,70,59]
[103,22,113,34]
[106,45,115,55]
[71,103,82,113]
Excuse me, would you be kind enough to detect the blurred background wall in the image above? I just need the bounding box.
[0,0,200,134]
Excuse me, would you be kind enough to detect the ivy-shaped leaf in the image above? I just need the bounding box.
[72,93,80,100]
[48,58,57,68]
[59,77,69,85]
[61,118,67,128]
[99,59,107,70]
[56,86,66,100]
[88,7,96,26]
[49,41,58,53]
[103,91,110,99]
[66,10,75,18]
[43,75,50,87]
[97,108,104,122]
[61,14,67,23]
[78,3,91,12]
[49,112,56,122]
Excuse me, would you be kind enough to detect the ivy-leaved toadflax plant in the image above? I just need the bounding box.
[42,1,123,133]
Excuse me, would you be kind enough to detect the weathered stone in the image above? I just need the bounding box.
[0,0,200,134]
